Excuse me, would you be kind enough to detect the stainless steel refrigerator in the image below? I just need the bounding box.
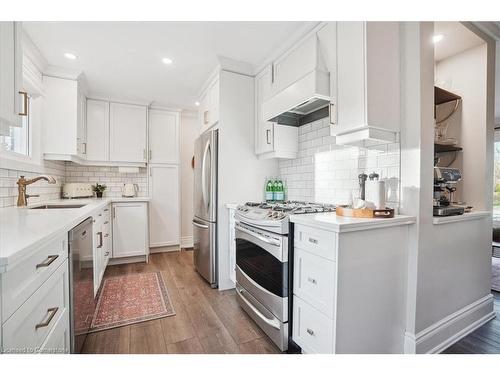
[193,129,218,287]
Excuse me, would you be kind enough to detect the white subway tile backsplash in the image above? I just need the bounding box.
[279,118,400,207]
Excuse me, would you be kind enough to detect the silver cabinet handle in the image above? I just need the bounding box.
[82,142,87,154]
[149,149,152,160]
[97,232,103,248]
[143,149,146,160]
[193,220,208,229]
[237,287,280,330]
[104,233,109,238]
[308,237,318,244]
[203,110,209,125]
[18,91,28,116]
[104,221,109,224]
[36,255,59,269]
[105,251,109,256]
[35,307,58,329]
[266,129,271,144]
[306,328,315,336]
[112,207,116,219]
[329,102,336,126]
[307,277,317,285]
[104,208,109,212]
[236,224,281,247]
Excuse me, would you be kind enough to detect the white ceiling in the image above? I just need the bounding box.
[24,21,315,109]
[434,22,485,62]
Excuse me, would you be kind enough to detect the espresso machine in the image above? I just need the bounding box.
[433,167,465,216]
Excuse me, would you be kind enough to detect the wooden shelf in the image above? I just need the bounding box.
[434,144,463,154]
[435,86,462,105]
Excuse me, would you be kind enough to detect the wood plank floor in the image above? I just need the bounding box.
[82,250,281,354]
[443,291,500,354]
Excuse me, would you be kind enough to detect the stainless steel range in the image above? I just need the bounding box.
[234,201,335,351]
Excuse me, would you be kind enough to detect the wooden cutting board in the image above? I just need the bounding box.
[336,206,394,219]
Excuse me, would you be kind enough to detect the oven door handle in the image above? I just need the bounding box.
[236,287,280,330]
[236,225,281,247]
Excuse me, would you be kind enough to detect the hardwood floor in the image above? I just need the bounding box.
[443,291,500,354]
[82,250,281,354]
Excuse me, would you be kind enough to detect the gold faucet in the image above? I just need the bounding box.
[17,175,56,207]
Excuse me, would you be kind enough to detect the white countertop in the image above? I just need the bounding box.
[0,197,150,273]
[290,212,416,233]
[433,210,491,225]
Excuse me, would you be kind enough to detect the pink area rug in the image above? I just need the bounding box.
[90,272,175,332]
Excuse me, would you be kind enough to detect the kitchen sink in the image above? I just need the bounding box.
[29,204,87,209]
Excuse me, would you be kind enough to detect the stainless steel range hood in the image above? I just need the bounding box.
[262,69,330,126]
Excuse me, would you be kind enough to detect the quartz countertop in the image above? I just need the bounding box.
[290,212,416,233]
[432,210,491,225]
[0,197,150,273]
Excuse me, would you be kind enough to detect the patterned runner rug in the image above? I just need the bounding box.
[90,272,175,332]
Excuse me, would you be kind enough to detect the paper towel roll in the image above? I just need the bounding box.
[365,180,386,209]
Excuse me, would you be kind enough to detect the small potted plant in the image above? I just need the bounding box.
[93,183,107,198]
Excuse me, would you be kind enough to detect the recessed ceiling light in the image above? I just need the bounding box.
[64,52,77,60]
[162,57,173,65]
[195,101,200,106]
[432,34,444,44]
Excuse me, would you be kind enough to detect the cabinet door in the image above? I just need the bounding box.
[317,22,338,126]
[109,103,147,162]
[86,99,110,161]
[112,202,148,258]
[255,67,275,155]
[148,109,179,163]
[76,87,87,158]
[93,218,103,295]
[149,165,179,247]
[0,21,22,129]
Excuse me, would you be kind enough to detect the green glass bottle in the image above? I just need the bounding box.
[275,179,284,202]
[265,177,274,202]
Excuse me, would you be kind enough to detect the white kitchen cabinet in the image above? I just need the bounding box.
[149,165,179,247]
[85,99,109,161]
[255,65,298,159]
[317,22,338,128]
[92,205,112,295]
[112,202,149,258]
[199,77,220,134]
[0,21,23,132]
[42,76,87,160]
[332,22,400,146]
[227,205,236,284]
[148,109,179,164]
[109,102,147,163]
[291,219,411,353]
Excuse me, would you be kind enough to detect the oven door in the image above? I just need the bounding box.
[235,222,288,321]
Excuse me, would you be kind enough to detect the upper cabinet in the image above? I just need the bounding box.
[148,109,179,164]
[0,22,24,133]
[43,76,87,160]
[109,102,147,163]
[85,99,109,161]
[199,77,219,134]
[332,22,400,146]
[255,65,298,159]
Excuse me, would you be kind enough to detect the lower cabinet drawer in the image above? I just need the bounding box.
[39,307,70,354]
[294,248,336,318]
[294,224,336,261]
[2,259,69,353]
[293,295,334,354]
[2,234,67,321]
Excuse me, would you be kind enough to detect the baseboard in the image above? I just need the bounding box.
[149,245,180,253]
[404,294,495,354]
[108,255,147,266]
[181,236,193,249]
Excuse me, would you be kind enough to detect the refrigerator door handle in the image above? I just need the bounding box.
[192,220,209,229]
[201,140,210,212]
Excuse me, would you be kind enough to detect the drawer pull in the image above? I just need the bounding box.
[97,232,103,248]
[104,221,109,224]
[104,233,109,238]
[105,251,109,256]
[104,208,109,212]
[35,307,59,329]
[36,255,59,269]
[308,238,318,244]
[306,328,315,336]
[307,277,317,285]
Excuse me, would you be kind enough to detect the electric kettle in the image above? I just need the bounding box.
[122,183,138,197]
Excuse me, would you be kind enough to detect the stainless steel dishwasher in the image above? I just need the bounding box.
[68,217,96,354]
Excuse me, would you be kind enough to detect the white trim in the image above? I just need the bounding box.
[43,65,83,81]
[107,255,147,266]
[87,94,152,107]
[180,236,193,249]
[0,153,42,173]
[149,245,181,253]
[404,294,495,354]
[150,241,179,248]
[43,153,146,168]
[433,211,491,225]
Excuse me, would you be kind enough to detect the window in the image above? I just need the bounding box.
[0,95,30,156]
[494,130,500,219]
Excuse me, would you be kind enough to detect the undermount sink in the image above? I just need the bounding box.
[29,204,87,209]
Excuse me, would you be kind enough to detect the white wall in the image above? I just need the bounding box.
[180,110,198,248]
